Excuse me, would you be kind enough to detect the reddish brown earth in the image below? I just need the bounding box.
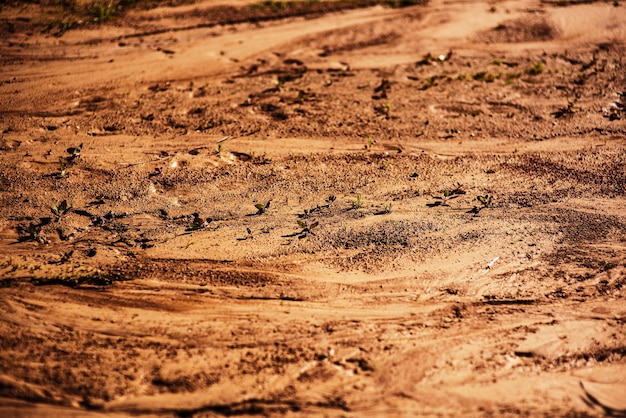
[1,0,626,416]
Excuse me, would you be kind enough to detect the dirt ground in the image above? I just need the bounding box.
[1,0,626,416]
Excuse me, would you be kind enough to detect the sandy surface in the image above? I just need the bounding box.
[1,0,626,416]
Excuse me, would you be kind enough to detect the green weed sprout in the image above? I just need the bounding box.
[66,143,82,162]
[375,202,393,215]
[477,195,492,207]
[51,200,71,219]
[526,62,544,76]
[188,213,212,231]
[433,190,458,206]
[467,194,493,215]
[255,200,271,215]
[58,157,68,178]
[297,220,318,239]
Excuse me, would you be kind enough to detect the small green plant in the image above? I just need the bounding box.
[188,213,212,231]
[58,157,68,178]
[477,195,492,207]
[67,143,83,160]
[421,75,439,90]
[473,71,496,82]
[467,194,493,215]
[297,220,318,239]
[429,189,459,207]
[301,206,321,218]
[440,189,457,205]
[46,18,78,36]
[351,194,363,210]
[376,202,393,215]
[366,136,374,150]
[374,102,391,118]
[252,152,272,165]
[216,143,222,154]
[88,0,117,22]
[55,143,82,177]
[255,200,271,215]
[525,61,544,76]
[67,144,83,160]
[51,200,71,219]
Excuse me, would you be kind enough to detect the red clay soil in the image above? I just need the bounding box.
[1,0,625,416]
